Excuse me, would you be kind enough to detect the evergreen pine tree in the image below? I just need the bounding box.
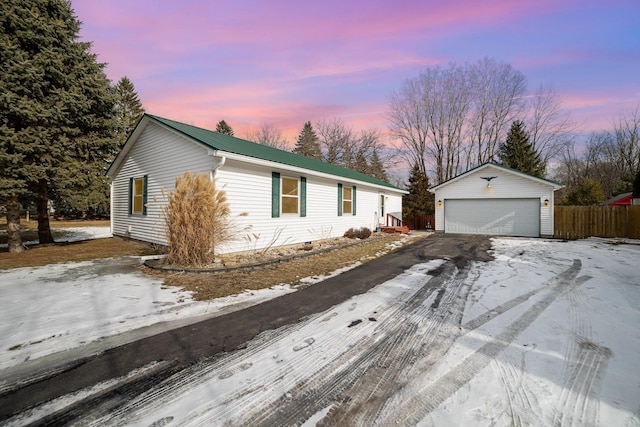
[0,0,116,251]
[632,169,640,199]
[293,122,323,160]
[563,178,606,205]
[113,76,144,147]
[215,120,234,136]
[498,120,545,178]
[368,150,389,182]
[353,152,369,174]
[403,163,434,217]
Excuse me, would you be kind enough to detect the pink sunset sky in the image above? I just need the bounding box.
[73,0,639,146]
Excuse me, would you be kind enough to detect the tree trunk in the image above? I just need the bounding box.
[6,196,24,253]
[37,179,54,244]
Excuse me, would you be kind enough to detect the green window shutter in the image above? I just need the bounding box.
[128,177,133,215]
[300,176,307,217]
[142,175,148,215]
[353,186,357,216]
[272,172,280,218]
[337,183,343,216]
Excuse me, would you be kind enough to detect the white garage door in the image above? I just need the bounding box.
[444,199,540,237]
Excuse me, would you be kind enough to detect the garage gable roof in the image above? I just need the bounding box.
[428,162,563,192]
[108,114,402,191]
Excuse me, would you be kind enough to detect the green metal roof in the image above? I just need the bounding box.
[147,114,402,190]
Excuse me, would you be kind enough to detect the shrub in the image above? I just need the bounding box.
[163,172,233,267]
[344,228,357,239]
[344,227,371,239]
[357,227,372,239]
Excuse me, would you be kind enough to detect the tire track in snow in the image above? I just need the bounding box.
[324,267,471,426]
[494,345,540,427]
[463,287,544,426]
[463,287,540,331]
[82,264,441,426]
[244,261,464,427]
[81,317,333,425]
[552,340,612,427]
[552,273,612,427]
[382,259,584,426]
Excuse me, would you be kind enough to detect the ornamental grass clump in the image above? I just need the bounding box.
[163,172,233,267]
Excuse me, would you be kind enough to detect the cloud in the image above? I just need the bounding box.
[71,0,640,150]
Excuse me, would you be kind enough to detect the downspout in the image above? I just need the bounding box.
[209,152,226,181]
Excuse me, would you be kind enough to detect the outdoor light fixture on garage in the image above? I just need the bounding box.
[438,200,442,207]
[480,176,497,189]
[544,198,549,206]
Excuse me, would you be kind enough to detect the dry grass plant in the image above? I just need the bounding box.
[163,172,233,267]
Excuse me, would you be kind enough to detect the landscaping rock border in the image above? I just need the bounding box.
[143,234,398,274]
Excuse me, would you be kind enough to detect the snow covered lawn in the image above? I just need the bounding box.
[0,226,113,248]
[1,233,639,426]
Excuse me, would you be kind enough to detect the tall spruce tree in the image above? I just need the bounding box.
[293,122,323,160]
[215,120,234,136]
[353,152,369,174]
[113,76,144,147]
[403,163,434,218]
[368,150,389,182]
[498,120,545,177]
[0,0,116,251]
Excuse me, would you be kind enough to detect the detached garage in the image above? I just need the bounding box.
[429,163,563,238]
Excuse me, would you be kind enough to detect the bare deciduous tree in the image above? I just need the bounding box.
[466,57,526,168]
[389,58,526,184]
[390,63,472,183]
[526,85,576,169]
[612,105,640,183]
[246,123,289,150]
[554,106,640,202]
[388,76,431,177]
[317,118,354,167]
[316,118,392,177]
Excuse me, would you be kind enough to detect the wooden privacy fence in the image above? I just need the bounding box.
[554,205,640,239]
[403,215,435,230]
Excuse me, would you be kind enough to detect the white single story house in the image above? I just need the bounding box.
[429,163,563,238]
[106,114,406,254]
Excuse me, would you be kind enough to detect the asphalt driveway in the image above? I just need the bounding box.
[0,233,493,422]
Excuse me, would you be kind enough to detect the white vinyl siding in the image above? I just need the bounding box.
[111,124,214,245]
[216,161,390,253]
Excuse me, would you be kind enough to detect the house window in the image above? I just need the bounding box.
[338,184,356,216]
[272,172,306,218]
[343,186,353,214]
[129,175,148,215]
[281,176,299,214]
